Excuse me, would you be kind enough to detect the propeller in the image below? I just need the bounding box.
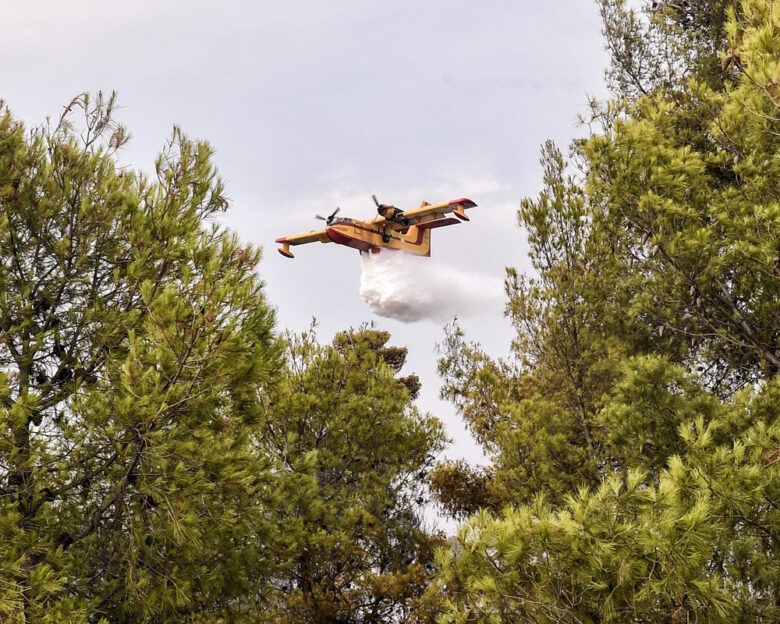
[373,194,402,220]
[315,206,341,225]
[372,194,389,216]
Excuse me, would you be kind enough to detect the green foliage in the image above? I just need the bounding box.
[435,142,633,510]
[0,93,282,621]
[587,0,780,386]
[261,326,447,623]
[436,379,780,623]
[599,0,736,98]
[429,460,497,521]
[434,2,780,621]
[598,355,722,477]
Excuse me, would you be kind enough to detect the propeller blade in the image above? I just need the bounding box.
[372,194,380,208]
[329,207,341,219]
[315,214,327,221]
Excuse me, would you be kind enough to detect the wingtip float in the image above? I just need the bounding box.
[276,197,477,259]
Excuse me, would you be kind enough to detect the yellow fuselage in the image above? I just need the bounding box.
[326,220,432,256]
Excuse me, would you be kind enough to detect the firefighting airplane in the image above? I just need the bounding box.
[276,196,477,258]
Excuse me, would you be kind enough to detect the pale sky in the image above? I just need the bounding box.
[1,1,609,464]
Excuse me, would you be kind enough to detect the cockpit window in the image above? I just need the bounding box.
[332,217,353,225]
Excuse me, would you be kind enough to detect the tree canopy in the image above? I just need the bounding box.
[0,93,283,621]
[261,327,445,623]
[432,1,780,621]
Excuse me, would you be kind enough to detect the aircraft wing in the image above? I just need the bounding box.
[275,229,331,258]
[402,197,477,224]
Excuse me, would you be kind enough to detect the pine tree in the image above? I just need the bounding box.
[599,0,735,99]
[586,0,780,388]
[0,93,282,622]
[435,377,780,623]
[434,142,639,512]
[432,2,780,621]
[261,326,446,623]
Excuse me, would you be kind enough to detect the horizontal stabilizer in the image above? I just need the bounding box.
[449,197,477,208]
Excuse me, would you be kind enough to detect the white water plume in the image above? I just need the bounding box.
[359,251,504,323]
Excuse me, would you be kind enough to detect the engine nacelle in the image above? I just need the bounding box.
[377,204,406,222]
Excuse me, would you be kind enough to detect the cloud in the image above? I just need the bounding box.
[359,250,504,323]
